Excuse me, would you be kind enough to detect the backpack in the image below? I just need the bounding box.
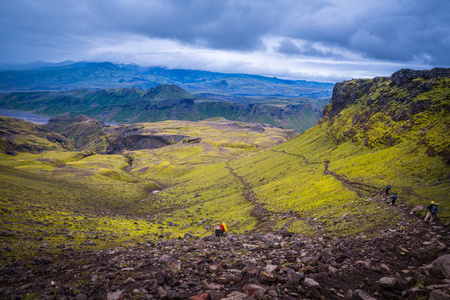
[432,205,438,213]
[215,225,221,230]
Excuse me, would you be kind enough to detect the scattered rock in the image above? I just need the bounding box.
[353,289,377,300]
[379,277,398,290]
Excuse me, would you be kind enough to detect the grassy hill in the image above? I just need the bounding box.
[0,68,448,264]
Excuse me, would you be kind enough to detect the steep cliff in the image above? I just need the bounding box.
[321,68,450,162]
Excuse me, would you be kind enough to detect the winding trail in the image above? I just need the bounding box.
[226,163,324,233]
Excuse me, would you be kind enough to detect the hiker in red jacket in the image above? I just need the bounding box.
[220,223,225,237]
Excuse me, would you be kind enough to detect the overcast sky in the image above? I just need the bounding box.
[0,0,449,82]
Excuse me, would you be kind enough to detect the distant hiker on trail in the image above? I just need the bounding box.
[221,222,227,236]
[220,223,225,236]
[424,201,439,222]
[385,184,391,195]
[325,159,330,164]
[215,224,221,237]
[391,193,397,206]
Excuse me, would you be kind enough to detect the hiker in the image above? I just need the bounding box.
[220,223,225,236]
[391,193,397,206]
[385,184,391,195]
[424,201,439,222]
[325,159,330,164]
[221,222,227,236]
[215,223,221,237]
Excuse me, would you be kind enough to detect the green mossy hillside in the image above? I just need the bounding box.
[0,116,74,154]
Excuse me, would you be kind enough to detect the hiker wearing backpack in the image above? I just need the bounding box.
[215,224,222,237]
[385,184,391,195]
[424,201,439,222]
[220,223,225,237]
[391,193,397,206]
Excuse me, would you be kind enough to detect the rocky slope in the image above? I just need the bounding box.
[0,213,448,300]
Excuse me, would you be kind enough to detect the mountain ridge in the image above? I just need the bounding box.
[0,85,324,132]
[0,61,334,99]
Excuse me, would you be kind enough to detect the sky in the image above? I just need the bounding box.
[0,0,449,82]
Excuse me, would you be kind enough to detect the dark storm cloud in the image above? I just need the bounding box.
[0,0,449,77]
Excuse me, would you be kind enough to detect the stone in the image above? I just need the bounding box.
[189,293,210,300]
[124,277,135,284]
[209,292,226,300]
[158,254,173,263]
[433,254,450,279]
[208,264,219,273]
[243,284,267,300]
[107,290,124,300]
[74,294,88,300]
[380,264,390,272]
[260,270,276,283]
[304,278,321,289]
[407,287,428,299]
[379,277,398,290]
[286,270,303,290]
[156,271,167,285]
[217,276,230,284]
[355,261,371,268]
[221,291,249,300]
[410,204,424,214]
[204,282,223,290]
[353,289,377,300]
[429,290,450,300]
[301,256,319,266]
[344,289,353,299]
[264,264,278,273]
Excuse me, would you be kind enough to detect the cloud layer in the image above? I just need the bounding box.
[1,0,449,81]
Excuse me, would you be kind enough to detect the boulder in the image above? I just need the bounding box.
[189,293,210,300]
[243,284,267,300]
[222,291,249,300]
[158,254,174,263]
[260,270,276,283]
[107,290,124,300]
[433,255,450,279]
[429,290,450,300]
[304,278,321,289]
[410,204,424,214]
[353,289,377,300]
[379,277,398,290]
[286,270,303,290]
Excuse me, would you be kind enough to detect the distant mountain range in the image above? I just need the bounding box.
[0,85,324,132]
[0,61,334,99]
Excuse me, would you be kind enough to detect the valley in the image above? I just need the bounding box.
[0,68,449,299]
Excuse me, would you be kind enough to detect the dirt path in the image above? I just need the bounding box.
[225,163,325,234]
[225,164,270,223]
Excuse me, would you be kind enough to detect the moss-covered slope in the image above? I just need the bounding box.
[226,68,449,235]
[0,116,74,154]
